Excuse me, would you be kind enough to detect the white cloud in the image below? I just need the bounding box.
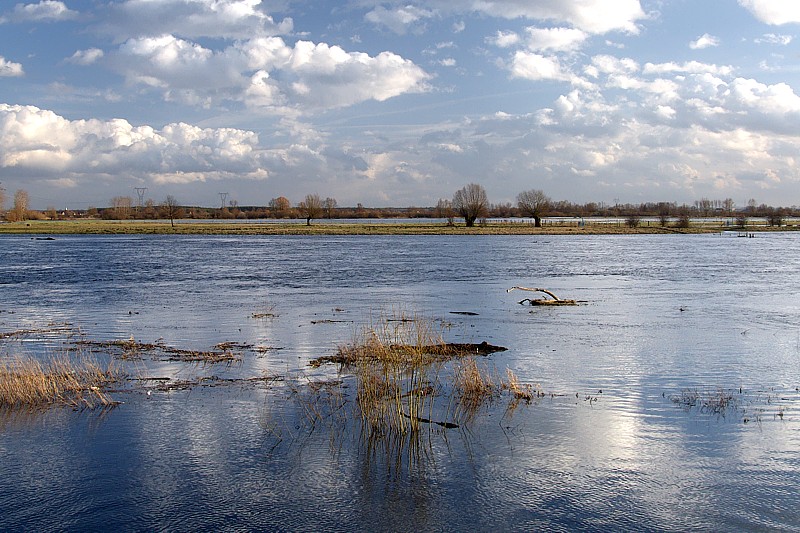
[510,52,568,81]
[0,56,24,77]
[364,5,436,34]
[487,30,520,48]
[689,33,720,49]
[113,35,430,111]
[67,48,104,65]
[524,27,588,51]
[357,0,644,35]
[755,33,793,45]
[3,1,77,23]
[462,0,644,34]
[725,78,800,116]
[0,103,269,180]
[590,55,639,75]
[101,0,293,41]
[738,0,800,25]
[643,61,734,77]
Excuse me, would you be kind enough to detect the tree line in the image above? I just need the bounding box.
[1,184,797,226]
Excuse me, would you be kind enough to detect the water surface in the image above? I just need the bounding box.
[1,233,799,531]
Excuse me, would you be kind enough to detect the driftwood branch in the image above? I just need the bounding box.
[507,287,562,300]
[507,287,578,306]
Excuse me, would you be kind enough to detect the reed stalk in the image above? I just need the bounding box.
[0,355,120,409]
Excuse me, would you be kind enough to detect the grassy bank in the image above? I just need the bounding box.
[2,219,793,236]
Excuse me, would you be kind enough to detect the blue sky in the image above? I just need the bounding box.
[1,0,799,210]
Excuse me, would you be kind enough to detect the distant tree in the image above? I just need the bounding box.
[143,199,157,219]
[436,198,455,226]
[723,198,735,216]
[0,185,6,215]
[747,198,757,214]
[46,206,58,220]
[675,209,691,229]
[269,196,291,217]
[161,195,181,228]
[657,204,671,227]
[626,214,641,228]
[324,197,338,218]
[767,208,784,227]
[517,189,551,227]
[298,193,323,225]
[452,183,488,227]
[110,196,133,220]
[735,212,748,228]
[8,189,29,222]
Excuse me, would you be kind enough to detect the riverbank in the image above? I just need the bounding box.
[2,219,796,235]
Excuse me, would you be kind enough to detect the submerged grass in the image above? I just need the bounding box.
[0,354,120,410]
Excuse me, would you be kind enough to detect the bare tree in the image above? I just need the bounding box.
[723,198,735,216]
[269,196,292,217]
[436,198,455,226]
[8,189,29,222]
[161,195,181,228]
[298,193,323,225]
[0,184,6,216]
[767,207,784,227]
[452,183,488,227]
[110,196,133,220]
[516,189,551,228]
[323,197,338,218]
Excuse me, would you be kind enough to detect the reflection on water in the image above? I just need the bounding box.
[2,233,800,530]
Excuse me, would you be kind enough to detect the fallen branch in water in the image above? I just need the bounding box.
[507,286,578,306]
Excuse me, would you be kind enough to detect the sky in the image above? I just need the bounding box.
[0,0,799,210]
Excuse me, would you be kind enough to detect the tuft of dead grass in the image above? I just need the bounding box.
[453,358,498,409]
[0,354,121,410]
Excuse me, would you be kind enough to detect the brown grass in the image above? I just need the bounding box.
[5,218,795,236]
[0,355,120,409]
[453,358,497,408]
[502,368,540,401]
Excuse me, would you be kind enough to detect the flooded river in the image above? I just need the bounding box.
[1,233,799,531]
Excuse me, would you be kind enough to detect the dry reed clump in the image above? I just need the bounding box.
[0,355,120,410]
[338,310,448,368]
[501,368,541,401]
[336,312,449,434]
[452,358,497,409]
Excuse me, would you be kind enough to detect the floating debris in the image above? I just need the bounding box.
[507,286,578,306]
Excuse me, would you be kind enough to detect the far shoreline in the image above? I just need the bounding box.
[1,219,798,236]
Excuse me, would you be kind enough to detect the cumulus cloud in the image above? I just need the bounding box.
[690,33,720,49]
[738,0,800,25]
[643,61,734,76]
[487,30,521,48]
[0,104,269,181]
[524,27,588,51]
[589,55,639,75]
[364,5,436,34]
[67,48,104,65]
[113,35,430,111]
[460,0,644,34]
[100,0,293,41]
[357,0,644,34]
[0,56,24,77]
[510,52,569,81]
[2,1,77,23]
